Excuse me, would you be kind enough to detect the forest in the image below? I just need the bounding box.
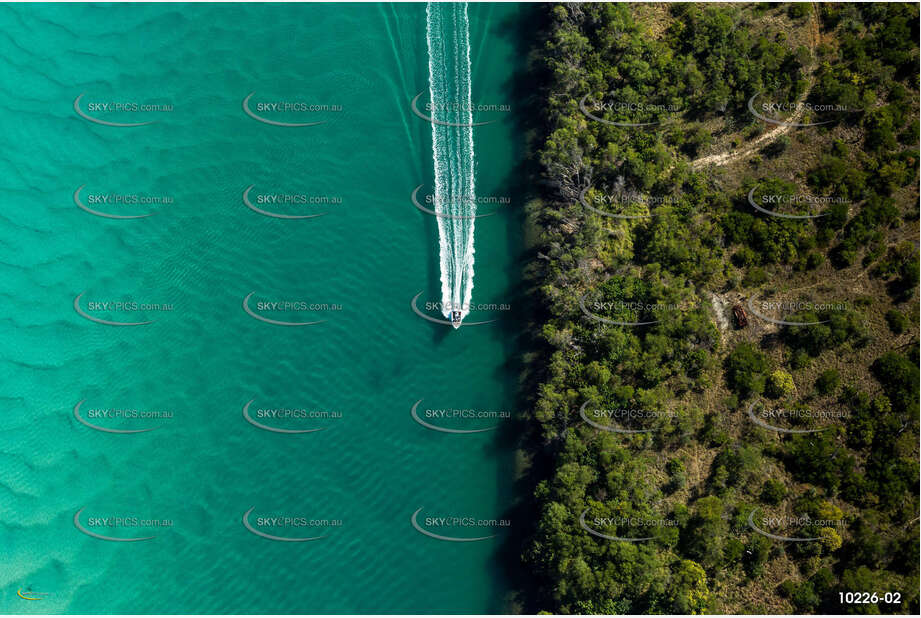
[517,3,919,614]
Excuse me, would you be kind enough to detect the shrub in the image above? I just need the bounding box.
[884,308,908,334]
[767,370,796,398]
[761,479,787,504]
[815,369,841,395]
[724,343,770,397]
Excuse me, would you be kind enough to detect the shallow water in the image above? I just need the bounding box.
[0,2,525,613]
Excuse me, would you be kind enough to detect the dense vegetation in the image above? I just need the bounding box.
[519,3,919,614]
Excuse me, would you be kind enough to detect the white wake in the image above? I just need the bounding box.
[426,1,476,327]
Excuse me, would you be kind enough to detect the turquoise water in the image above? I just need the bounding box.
[0,3,525,613]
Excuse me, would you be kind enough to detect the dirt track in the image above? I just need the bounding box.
[690,4,821,170]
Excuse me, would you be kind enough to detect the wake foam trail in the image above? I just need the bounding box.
[426,1,476,325]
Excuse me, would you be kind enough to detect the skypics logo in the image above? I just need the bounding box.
[242,185,337,220]
[410,399,509,434]
[73,507,171,542]
[73,292,172,326]
[579,507,678,542]
[409,185,508,219]
[410,507,508,542]
[410,91,510,127]
[747,400,847,434]
[242,399,339,434]
[242,507,339,542]
[579,400,679,434]
[747,91,852,127]
[242,92,340,127]
[74,93,172,127]
[410,292,508,327]
[746,296,849,326]
[73,399,172,434]
[579,287,698,327]
[579,185,678,220]
[747,509,846,543]
[17,589,50,601]
[242,292,340,326]
[579,94,680,127]
[747,187,848,220]
[74,185,167,219]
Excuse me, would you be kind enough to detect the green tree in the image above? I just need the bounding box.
[668,560,711,614]
[761,479,787,505]
[884,309,908,334]
[871,351,919,411]
[815,369,841,395]
[767,370,796,398]
[724,343,770,397]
